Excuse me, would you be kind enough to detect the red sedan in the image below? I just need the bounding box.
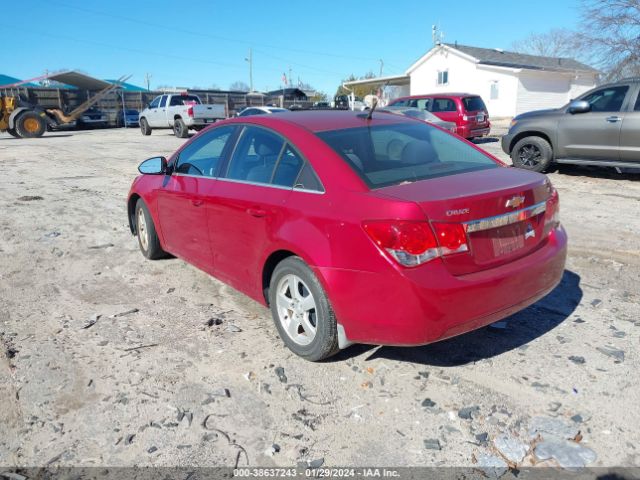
[127,110,567,361]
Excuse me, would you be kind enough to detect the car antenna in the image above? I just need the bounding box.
[366,97,378,120]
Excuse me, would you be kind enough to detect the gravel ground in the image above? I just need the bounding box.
[1,126,639,474]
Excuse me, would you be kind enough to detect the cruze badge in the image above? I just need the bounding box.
[525,223,536,239]
[446,208,470,216]
[505,195,525,209]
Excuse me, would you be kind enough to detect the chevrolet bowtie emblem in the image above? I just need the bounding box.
[505,195,525,209]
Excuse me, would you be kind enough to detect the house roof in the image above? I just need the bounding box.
[443,43,598,73]
[0,74,38,88]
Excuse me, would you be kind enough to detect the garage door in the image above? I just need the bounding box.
[516,73,570,115]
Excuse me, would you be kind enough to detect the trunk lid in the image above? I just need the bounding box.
[376,167,552,275]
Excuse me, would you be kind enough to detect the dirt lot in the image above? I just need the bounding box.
[1,126,639,474]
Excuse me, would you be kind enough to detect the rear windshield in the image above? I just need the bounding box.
[317,122,498,188]
[462,96,486,112]
[170,95,201,106]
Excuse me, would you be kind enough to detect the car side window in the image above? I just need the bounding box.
[148,97,160,109]
[634,92,640,111]
[294,163,324,192]
[392,99,409,107]
[582,86,629,112]
[175,126,235,177]
[226,127,285,184]
[415,99,430,110]
[430,98,456,112]
[159,95,167,108]
[272,144,304,187]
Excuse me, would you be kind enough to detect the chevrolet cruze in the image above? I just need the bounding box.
[128,110,567,361]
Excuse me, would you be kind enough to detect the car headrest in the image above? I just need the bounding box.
[255,135,281,156]
[401,140,437,165]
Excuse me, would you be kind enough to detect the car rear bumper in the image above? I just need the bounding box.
[316,225,567,347]
[458,124,491,138]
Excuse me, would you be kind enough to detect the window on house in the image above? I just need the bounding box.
[490,81,499,100]
[437,70,449,85]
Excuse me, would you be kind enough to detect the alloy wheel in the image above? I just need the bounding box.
[518,144,542,167]
[137,208,148,251]
[275,274,317,346]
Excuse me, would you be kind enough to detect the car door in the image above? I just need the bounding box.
[557,85,630,160]
[428,97,458,124]
[207,125,304,297]
[144,96,161,125]
[156,125,237,272]
[619,85,640,163]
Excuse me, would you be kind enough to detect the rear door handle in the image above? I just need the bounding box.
[246,208,267,217]
[606,116,621,123]
[191,199,204,207]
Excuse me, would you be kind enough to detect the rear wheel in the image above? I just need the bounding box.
[7,128,20,138]
[173,118,189,138]
[140,117,152,135]
[511,136,553,172]
[15,112,46,138]
[269,257,339,361]
[135,199,166,259]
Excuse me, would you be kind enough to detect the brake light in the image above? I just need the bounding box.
[545,188,560,228]
[363,221,468,267]
[187,106,194,117]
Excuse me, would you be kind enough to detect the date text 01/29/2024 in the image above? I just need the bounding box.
[233,468,400,477]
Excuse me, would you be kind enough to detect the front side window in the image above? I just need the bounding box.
[175,126,235,177]
[226,127,285,184]
[390,99,409,107]
[634,91,640,111]
[317,122,498,188]
[159,95,167,108]
[437,70,449,85]
[581,86,629,112]
[148,96,161,109]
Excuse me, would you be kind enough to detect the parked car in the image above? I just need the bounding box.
[379,106,457,133]
[388,94,490,140]
[139,93,226,138]
[334,94,366,111]
[311,101,330,109]
[116,109,139,128]
[502,78,640,172]
[237,106,288,117]
[76,107,108,129]
[128,110,566,361]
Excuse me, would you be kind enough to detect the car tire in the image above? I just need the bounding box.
[269,256,339,361]
[15,112,46,138]
[135,199,166,260]
[511,136,553,172]
[173,118,189,138]
[7,128,20,138]
[140,118,152,136]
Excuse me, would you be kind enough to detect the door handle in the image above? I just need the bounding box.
[191,199,204,207]
[246,207,267,217]
[606,116,621,123]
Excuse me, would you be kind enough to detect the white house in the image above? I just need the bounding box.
[344,43,598,117]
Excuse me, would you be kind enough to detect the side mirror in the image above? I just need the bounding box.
[568,100,591,114]
[138,156,167,175]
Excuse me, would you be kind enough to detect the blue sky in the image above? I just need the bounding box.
[6,0,581,94]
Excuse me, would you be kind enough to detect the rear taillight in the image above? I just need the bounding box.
[363,221,468,267]
[187,106,194,117]
[545,188,560,228]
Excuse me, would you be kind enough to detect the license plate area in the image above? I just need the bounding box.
[491,223,526,257]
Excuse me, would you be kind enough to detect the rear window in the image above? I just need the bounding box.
[317,122,498,189]
[462,96,486,112]
[170,95,201,106]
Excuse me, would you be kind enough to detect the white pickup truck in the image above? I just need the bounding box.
[139,93,226,138]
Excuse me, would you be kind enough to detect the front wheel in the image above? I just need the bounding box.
[15,112,47,138]
[135,199,166,260]
[140,118,152,135]
[269,257,339,361]
[511,136,553,172]
[7,128,20,138]
[173,118,189,138]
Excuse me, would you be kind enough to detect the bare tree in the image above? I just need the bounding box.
[576,0,640,80]
[511,29,576,58]
[229,81,250,92]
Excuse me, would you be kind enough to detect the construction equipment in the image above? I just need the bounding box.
[1,75,130,138]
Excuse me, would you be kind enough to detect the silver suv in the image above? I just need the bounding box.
[502,78,640,172]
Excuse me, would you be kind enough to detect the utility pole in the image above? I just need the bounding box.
[245,48,253,92]
[379,59,384,77]
[144,73,152,91]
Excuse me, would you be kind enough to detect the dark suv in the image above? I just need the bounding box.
[502,78,640,172]
[388,93,490,139]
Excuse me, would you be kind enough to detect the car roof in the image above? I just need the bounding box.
[231,109,411,133]
[394,93,479,99]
